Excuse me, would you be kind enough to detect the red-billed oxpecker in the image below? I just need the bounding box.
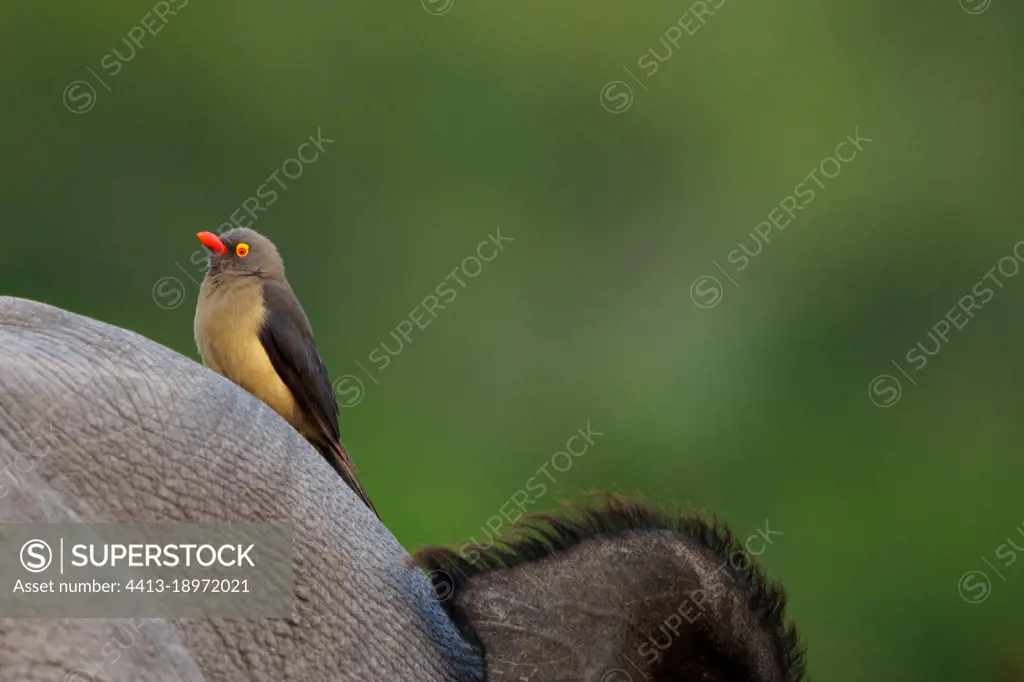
[194,228,378,518]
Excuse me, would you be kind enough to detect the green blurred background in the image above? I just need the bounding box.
[3,1,1023,678]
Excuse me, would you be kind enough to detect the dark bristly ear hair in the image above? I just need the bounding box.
[413,493,806,682]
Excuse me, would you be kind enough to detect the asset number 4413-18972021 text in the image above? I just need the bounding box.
[125,578,249,593]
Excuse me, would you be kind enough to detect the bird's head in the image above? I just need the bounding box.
[197,228,285,280]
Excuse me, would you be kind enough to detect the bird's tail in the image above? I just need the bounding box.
[319,439,379,520]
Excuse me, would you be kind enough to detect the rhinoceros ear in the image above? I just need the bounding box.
[413,494,806,682]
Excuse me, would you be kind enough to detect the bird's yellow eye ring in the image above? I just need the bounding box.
[236,243,250,258]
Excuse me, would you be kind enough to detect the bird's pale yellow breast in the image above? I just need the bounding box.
[194,279,305,429]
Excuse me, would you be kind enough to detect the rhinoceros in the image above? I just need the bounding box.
[0,296,804,681]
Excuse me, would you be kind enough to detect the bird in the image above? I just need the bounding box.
[193,227,378,518]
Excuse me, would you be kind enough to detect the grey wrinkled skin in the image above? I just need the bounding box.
[0,296,483,682]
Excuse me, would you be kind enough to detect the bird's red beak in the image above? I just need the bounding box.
[197,231,229,256]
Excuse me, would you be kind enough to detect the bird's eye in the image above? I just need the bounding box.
[236,243,250,258]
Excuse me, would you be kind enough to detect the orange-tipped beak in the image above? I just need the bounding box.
[197,231,228,256]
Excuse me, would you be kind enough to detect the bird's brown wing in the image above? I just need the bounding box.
[258,280,378,517]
